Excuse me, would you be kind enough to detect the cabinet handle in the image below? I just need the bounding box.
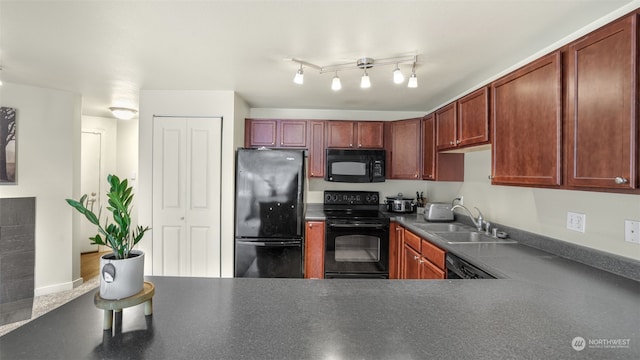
[309,223,313,228]
[414,174,418,178]
[418,259,424,264]
[456,140,461,145]
[449,141,454,145]
[428,174,433,179]
[350,143,353,147]
[615,177,628,184]
[413,255,419,260]
[358,144,362,148]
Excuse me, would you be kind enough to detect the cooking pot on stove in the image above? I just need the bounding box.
[385,193,416,213]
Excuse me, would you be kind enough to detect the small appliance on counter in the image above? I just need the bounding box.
[424,202,454,221]
[385,193,416,213]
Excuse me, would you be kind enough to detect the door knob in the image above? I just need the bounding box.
[614,176,628,184]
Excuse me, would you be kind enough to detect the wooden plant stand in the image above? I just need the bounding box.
[94,281,155,330]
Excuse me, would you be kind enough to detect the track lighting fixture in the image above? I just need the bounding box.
[289,55,417,90]
[393,64,404,84]
[331,72,341,91]
[293,64,304,85]
[407,63,418,88]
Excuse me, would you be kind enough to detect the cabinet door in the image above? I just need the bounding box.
[422,114,436,180]
[566,15,637,190]
[420,258,446,279]
[308,121,325,178]
[390,118,421,179]
[356,121,385,148]
[435,103,457,150]
[326,121,355,148]
[457,86,490,147]
[246,119,277,147]
[279,120,307,148]
[389,222,402,279]
[304,221,325,279]
[491,51,562,187]
[403,245,421,280]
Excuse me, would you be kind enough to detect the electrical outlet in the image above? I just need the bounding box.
[567,212,586,233]
[624,220,640,244]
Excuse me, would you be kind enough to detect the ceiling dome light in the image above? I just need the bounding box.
[360,70,371,89]
[109,107,138,120]
[293,65,304,85]
[393,65,404,84]
[331,72,342,91]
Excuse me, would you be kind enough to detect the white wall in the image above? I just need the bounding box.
[430,150,640,261]
[116,118,140,231]
[138,90,247,278]
[0,83,82,295]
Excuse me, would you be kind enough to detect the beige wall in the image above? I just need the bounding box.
[432,150,640,261]
[0,83,82,295]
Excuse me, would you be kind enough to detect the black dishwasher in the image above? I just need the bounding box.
[445,253,496,279]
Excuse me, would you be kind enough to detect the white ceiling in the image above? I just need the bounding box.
[1,0,637,118]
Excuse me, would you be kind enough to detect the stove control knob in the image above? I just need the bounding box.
[370,194,378,204]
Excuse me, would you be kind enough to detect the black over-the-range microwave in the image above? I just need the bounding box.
[325,149,385,183]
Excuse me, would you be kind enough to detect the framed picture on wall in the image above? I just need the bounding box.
[0,106,17,184]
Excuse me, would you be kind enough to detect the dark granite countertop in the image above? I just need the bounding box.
[1,276,639,359]
[1,209,638,359]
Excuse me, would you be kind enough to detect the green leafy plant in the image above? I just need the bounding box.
[66,174,150,259]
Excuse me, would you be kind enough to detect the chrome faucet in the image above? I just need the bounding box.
[451,204,485,232]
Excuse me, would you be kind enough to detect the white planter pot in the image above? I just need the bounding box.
[99,250,145,300]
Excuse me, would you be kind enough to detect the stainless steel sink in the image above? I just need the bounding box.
[438,231,517,244]
[414,223,471,232]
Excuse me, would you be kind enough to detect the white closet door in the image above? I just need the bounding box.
[152,116,221,277]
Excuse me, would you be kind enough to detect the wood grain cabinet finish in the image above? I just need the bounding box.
[399,228,446,280]
[435,103,457,151]
[389,118,422,179]
[326,121,384,148]
[491,51,562,187]
[422,114,465,181]
[245,119,278,147]
[389,222,403,279]
[245,119,307,148]
[457,86,490,147]
[436,88,490,151]
[308,121,325,178]
[304,221,325,279]
[566,15,638,190]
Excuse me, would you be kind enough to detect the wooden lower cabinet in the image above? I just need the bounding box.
[396,226,446,280]
[304,221,325,279]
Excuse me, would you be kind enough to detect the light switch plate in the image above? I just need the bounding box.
[624,220,640,244]
[567,212,586,233]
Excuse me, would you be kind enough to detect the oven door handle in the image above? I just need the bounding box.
[328,223,388,229]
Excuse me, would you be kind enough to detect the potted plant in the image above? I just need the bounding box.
[66,174,150,300]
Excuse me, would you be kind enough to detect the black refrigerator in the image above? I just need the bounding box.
[234,148,305,278]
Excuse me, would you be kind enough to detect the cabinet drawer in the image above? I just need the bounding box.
[403,229,421,251]
[421,239,445,270]
[420,258,446,279]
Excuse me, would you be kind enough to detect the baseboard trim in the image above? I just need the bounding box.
[34,281,74,297]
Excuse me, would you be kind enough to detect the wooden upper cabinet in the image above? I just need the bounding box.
[326,121,384,148]
[246,119,277,147]
[356,122,385,148]
[491,51,562,187]
[422,114,436,180]
[308,121,325,178]
[422,114,465,181]
[326,121,356,148]
[435,103,457,151]
[245,119,306,148]
[566,14,637,190]
[457,87,490,147]
[279,120,307,148]
[390,118,422,179]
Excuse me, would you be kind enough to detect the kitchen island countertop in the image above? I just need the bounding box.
[1,276,638,360]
